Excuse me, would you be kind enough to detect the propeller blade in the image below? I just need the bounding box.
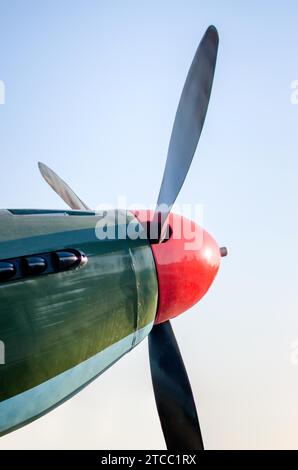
[148,320,204,450]
[38,162,90,211]
[157,25,219,235]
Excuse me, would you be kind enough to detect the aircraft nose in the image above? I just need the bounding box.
[133,210,221,324]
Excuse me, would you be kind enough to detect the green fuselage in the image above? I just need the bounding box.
[0,209,158,436]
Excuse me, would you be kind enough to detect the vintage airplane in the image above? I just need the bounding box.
[0,25,227,449]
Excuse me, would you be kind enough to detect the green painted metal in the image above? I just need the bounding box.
[0,209,158,403]
[0,323,153,436]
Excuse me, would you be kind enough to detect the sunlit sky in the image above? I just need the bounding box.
[0,0,298,449]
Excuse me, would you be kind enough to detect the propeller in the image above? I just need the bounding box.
[38,25,219,450]
[149,321,204,450]
[157,25,219,239]
[148,25,219,448]
[38,162,90,211]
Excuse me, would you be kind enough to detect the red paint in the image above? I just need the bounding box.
[133,211,221,324]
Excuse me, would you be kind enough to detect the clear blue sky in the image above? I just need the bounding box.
[0,0,298,449]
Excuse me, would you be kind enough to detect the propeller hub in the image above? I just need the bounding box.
[133,210,221,324]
